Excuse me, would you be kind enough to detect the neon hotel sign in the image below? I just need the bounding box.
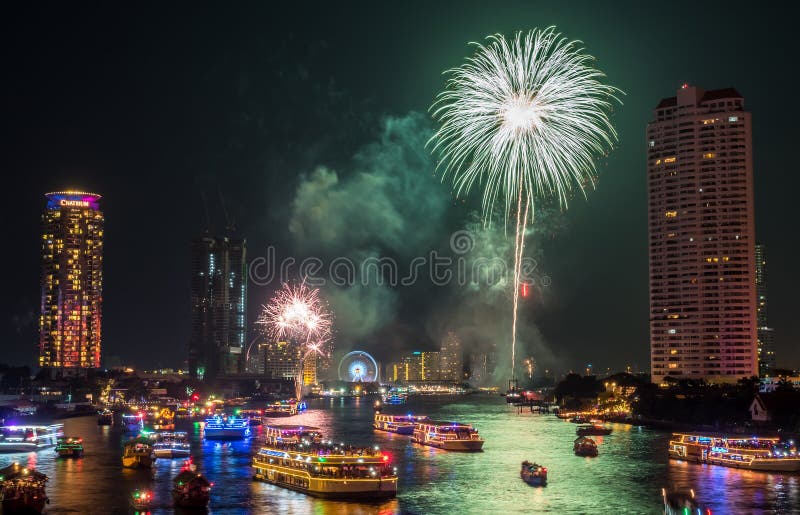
[60,199,91,207]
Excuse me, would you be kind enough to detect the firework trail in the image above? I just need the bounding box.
[430,27,620,381]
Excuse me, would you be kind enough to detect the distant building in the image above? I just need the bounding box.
[39,191,104,372]
[302,354,317,385]
[402,354,422,382]
[648,85,758,384]
[420,351,440,381]
[755,244,776,376]
[750,392,800,424]
[188,235,247,380]
[439,332,464,382]
[263,340,302,380]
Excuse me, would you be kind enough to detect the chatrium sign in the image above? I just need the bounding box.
[46,191,101,211]
[60,199,90,207]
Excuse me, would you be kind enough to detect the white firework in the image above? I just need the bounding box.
[430,27,621,219]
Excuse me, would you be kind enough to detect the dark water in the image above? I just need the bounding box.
[1,395,798,514]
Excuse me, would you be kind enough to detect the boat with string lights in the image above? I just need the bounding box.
[373,413,429,435]
[262,425,323,445]
[262,402,298,418]
[0,462,49,514]
[203,416,251,440]
[172,462,212,508]
[148,431,191,459]
[411,421,484,451]
[121,413,144,432]
[252,428,397,500]
[122,437,155,469]
[0,424,62,453]
[668,433,800,472]
[55,436,84,458]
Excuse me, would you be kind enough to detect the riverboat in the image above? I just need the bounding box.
[148,407,175,431]
[252,437,397,500]
[573,436,598,457]
[0,463,49,514]
[122,437,155,469]
[121,413,144,432]
[55,436,84,458]
[668,433,800,472]
[263,425,323,445]
[662,488,703,515]
[97,409,113,426]
[411,421,484,451]
[373,413,428,435]
[149,431,191,459]
[263,402,298,417]
[576,424,612,436]
[129,489,154,510]
[520,461,547,486]
[203,416,251,440]
[172,465,211,508]
[0,424,62,453]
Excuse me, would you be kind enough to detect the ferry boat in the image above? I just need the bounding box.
[573,436,598,457]
[122,437,155,469]
[263,425,323,445]
[374,413,428,435]
[0,462,49,514]
[262,402,298,418]
[149,431,191,459]
[0,424,63,453]
[97,409,113,426]
[55,436,84,458]
[576,424,612,437]
[252,432,397,500]
[411,421,484,451]
[520,461,547,486]
[668,433,800,472]
[172,465,212,508]
[203,416,251,440]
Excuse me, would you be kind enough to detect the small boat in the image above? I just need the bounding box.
[55,436,84,458]
[97,409,113,426]
[520,461,547,486]
[0,424,63,453]
[172,465,212,508]
[122,437,155,469]
[411,421,484,451]
[374,413,429,435]
[148,407,175,431]
[130,489,154,510]
[262,402,297,417]
[576,424,612,436]
[203,416,251,440]
[662,488,702,515]
[149,431,191,459]
[121,413,144,432]
[0,462,49,514]
[569,415,590,424]
[574,436,598,457]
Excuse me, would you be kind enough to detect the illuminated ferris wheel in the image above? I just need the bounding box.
[338,351,379,382]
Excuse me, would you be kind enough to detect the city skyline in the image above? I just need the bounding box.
[4,2,799,373]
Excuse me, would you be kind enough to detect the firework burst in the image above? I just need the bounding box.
[258,282,333,359]
[430,27,621,380]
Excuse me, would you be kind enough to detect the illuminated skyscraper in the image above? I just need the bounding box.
[263,340,302,380]
[755,244,776,376]
[39,191,104,372]
[439,332,464,382]
[648,85,758,383]
[188,235,247,380]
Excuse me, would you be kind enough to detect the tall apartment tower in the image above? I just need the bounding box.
[39,192,104,372]
[755,244,776,375]
[188,235,247,380]
[439,332,464,383]
[648,85,758,384]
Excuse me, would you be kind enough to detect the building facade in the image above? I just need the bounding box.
[648,85,758,383]
[188,235,247,380]
[755,244,776,376]
[439,332,464,383]
[39,191,104,371]
[263,340,302,380]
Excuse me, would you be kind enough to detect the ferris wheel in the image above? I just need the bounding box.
[338,351,379,382]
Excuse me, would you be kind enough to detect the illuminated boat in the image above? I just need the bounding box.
[121,413,144,432]
[55,436,84,458]
[0,424,62,453]
[263,425,323,445]
[411,421,484,451]
[172,464,212,508]
[149,431,191,459]
[520,461,547,486]
[252,429,397,500]
[239,410,264,426]
[129,489,154,510]
[573,436,598,457]
[373,413,429,435]
[97,409,113,426]
[662,488,703,515]
[569,415,590,424]
[147,407,175,431]
[262,402,298,418]
[0,463,49,514]
[576,424,612,436]
[122,437,155,469]
[668,433,800,472]
[203,416,251,440]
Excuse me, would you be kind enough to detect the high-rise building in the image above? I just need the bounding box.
[439,332,464,382]
[420,351,440,381]
[188,235,247,380]
[755,244,776,376]
[263,340,301,380]
[648,85,758,384]
[39,192,104,372]
[402,354,422,382]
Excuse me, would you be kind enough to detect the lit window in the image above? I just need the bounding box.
[665,211,677,218]
[664,157,676,163]
[729,116,738,122]
[703,152,715,159]
[649,140,655,147]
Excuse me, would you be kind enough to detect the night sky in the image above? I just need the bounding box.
[3,2,797,374]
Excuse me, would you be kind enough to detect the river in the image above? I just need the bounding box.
[1,395,798,514]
